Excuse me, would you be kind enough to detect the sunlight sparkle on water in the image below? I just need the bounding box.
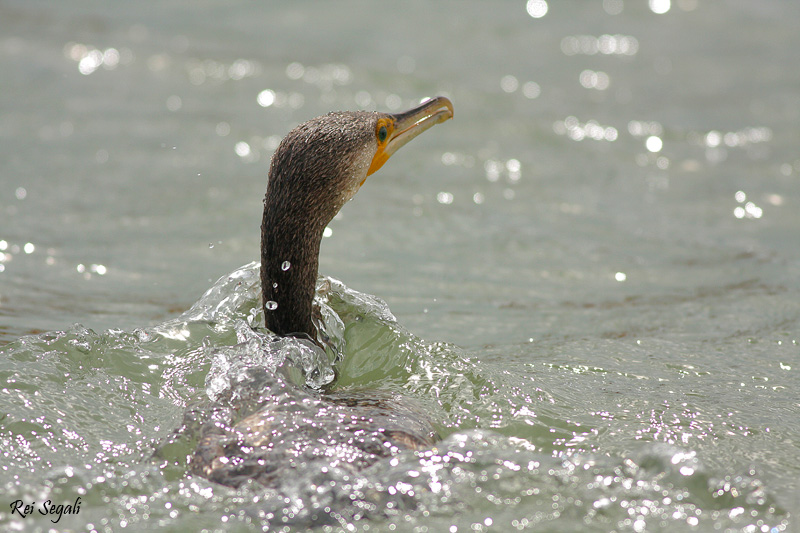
[603,0,624,15]
[506,159,521,181]
[561,35,639,56]
[216,122,230,137]
[235,141,251,157]
[76,263,108,279]
[554,116,618,142]
[440,151,475,168]
[579,70,610,91]
[705,131,722,148]
[257,89,276,107]
[484,158,525,182]
[766,194,783,206]
[64,42,126,75]
[166,95,182,112]
[683,127,772,167]
[526,0,548,18]
[228,59,256,80]
[522,81,541,99]
[628,120,663,137]
[437,191,454,205]
[501,75,519,93]
[385,93,402,110]
[282,62,351,89]
[734,191,763,220]
[286,62,304,80]
[186,57,257,84]
[645,136,663,153]
[355,91,374,109]
[649,0,671,14]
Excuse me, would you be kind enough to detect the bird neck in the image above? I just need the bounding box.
[260,194,324,340]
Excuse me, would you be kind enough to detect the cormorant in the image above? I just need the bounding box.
[188,97,454,488]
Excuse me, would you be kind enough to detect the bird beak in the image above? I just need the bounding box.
[367,96,454,176]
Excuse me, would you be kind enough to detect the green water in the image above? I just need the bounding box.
[2,1,799,531]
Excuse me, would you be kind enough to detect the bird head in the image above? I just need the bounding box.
[265,96,454,228]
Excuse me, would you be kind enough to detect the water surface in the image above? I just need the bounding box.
[1,1,799,531]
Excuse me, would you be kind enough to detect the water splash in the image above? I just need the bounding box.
[0,263,791,531]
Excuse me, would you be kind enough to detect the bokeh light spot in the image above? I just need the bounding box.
[649,0,671,14]
[437,191,454,205]
[235,141,251,158]
[501,75,519,93]
[257,89,276,107]
[285,62,304,80]
[522,81,541,99]
[526,0,548,18]
[603,0,624,15]
[645,136,663,153]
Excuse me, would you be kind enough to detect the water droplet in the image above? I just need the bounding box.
[281,261,291,271]
[266,300,278,310]
[272,282,278,288]
[208,242,214,249]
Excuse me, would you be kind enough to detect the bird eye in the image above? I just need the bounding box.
[378,125,388,143]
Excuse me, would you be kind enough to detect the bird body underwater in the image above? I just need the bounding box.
[188,97,454,487]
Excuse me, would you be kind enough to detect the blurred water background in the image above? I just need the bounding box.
[1,0,799,531]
